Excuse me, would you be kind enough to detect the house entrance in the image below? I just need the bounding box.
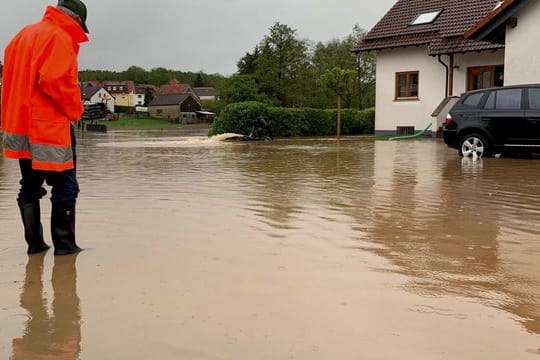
[467,65,504,90]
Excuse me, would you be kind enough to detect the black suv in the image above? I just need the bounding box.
[443,84,540,157]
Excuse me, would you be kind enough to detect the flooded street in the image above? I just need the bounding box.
[2,129,540,359]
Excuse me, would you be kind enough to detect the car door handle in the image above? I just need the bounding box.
[481,118,492,122]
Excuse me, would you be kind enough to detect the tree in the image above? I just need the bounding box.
[318,67,356,138]
[312,38,356,73]
[194,72,204,87]
[147,67,171,85]
[311,35,358,108]
[237,46,260,75]
[125,65,148,84]
[351,25,376,109]
[219,75,262,104]
[311,25,375,110]
[254,22,310,107]
[143,88,155,106]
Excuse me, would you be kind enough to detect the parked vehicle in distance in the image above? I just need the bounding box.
[443,84,540,157]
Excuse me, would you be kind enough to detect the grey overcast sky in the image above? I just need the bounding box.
[0,0,396,75]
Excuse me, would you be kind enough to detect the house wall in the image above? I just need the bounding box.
[148,105,179,120]
[375,47,446,135]
[134,93,145,106]
[504,1,540,86]
[180,97,202,113]
[114,92,134,107]
[375,48,505,135]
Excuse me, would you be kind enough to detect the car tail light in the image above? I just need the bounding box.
[445,114,453,126]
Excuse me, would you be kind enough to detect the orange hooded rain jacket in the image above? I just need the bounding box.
[1,6,89,171]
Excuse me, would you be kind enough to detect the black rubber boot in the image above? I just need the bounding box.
[51,202,83,256]
[18,202,51,255]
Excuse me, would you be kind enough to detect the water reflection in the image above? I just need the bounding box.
[366,142,540,335]
[11,254,81,360]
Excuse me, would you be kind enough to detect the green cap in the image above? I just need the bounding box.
[58,0,89,33]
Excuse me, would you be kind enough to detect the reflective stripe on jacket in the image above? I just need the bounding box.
[1,6,88,171]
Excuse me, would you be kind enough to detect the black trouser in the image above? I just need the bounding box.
[17,125,79,205]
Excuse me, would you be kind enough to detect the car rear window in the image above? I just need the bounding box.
[462,92,484,107]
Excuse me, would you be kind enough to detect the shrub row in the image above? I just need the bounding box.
[208,102,375,137]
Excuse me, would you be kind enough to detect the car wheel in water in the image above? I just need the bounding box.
[459,133,491,158]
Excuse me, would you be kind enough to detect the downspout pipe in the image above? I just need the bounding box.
[437,54,455,96]
[448,54,454,96]
[437,55,449,97]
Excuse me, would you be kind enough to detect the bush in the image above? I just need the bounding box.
[209,102,375,137]
[209,102,268,135]
[341,107,375,135]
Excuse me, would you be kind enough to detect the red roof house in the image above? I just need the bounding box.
[354,0,506,135]
[157,79,195,96]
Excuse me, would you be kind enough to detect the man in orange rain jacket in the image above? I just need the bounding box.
[1,0,89,255]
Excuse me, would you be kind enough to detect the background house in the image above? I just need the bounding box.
[83,81,144,109]
[157,79,196,97]
[81,85,115,113]
[147,94,202,123]
[354,0,505,136]
[149,79,205,122]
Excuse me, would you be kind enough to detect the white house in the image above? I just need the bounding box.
[83,81,144,108]
[81,86,115,113]
[354,0,506,136]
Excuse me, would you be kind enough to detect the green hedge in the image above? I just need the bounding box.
[209,101,375,137]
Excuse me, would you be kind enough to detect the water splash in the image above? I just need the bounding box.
[209,133,245,141]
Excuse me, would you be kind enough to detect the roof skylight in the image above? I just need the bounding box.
[411,9,443,25]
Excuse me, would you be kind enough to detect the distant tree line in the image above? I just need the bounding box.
[78,66,227,89]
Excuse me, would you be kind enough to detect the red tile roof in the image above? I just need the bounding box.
[354,0,504,54]
[157,83,191,95]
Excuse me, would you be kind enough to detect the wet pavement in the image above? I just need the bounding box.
[1,129,540,359]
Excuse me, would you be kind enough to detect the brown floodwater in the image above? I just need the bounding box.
[1,129,540,359]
